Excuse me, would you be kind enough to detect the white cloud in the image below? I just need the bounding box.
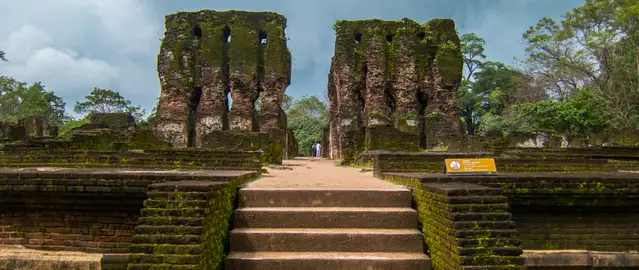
[0,0,162,116]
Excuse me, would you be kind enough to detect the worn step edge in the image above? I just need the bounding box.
[226,252,430,260]
[230,228,424,252]
[231,228,420,234]
[235,207,416,212]
[239,188,412,207]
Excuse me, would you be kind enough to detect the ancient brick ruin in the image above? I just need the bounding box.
[153,10,292,163]
[327,18,462,161]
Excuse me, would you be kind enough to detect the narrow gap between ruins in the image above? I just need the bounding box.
[385,34,394,43]
[354,32,362,44]
[417,31,426,40]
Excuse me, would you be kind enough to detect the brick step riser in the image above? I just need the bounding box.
[224,258,430,270]
[234,210,417,229]
[239,189,412,208]
[143,200,209,209]
[229,231,424,252]
[134,225,203,235]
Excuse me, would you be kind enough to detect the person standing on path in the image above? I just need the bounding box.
[311,142,317,157]
[316,142,321,157]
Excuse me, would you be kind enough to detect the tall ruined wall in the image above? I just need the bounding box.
[327,18,462,160]
[154,10,291,148]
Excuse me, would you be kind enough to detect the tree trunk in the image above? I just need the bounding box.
[465,115,475,135]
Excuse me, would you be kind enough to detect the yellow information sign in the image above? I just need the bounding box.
[444,158,497,175]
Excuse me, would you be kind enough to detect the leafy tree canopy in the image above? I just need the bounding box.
[74,87,145,121]
[286,95,329,156]
[0,76,66,125]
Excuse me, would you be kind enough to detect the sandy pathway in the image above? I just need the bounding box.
[246,157,405,189]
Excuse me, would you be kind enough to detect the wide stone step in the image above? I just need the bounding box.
[230,228,424,252]
[238,188,412,208]
[224,252,430,270]
[234,207,417,229]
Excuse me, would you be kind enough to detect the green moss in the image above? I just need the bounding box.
[332,18,432,79]
[162,10,290,90]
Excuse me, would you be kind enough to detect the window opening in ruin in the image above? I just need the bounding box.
[223,25,231,42]
[354,32,362,44]
[252,89,263,132]
[259,30,267,45]
[386,34,394,43]
[187,87,203,147]
[417,32,426,40]
[192,25,202,39]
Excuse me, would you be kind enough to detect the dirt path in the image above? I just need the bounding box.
[246,157,405,189]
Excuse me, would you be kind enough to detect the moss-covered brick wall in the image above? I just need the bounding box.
[0,122,26,142]
[340,128,366,164]
[0,148,263,172]
[327,17,463,161]
[128,174,254,270]
[383,177,524,269]
[201,130,283,165]
[383,172,639,253]
[285,128,297,159]
[89,112,135,129]
[513,207,639,252]
[0,170,151,253]
[154,9,291,148]
[365,150,638,175]
[365,125,420,153]
[0,167,257,269]
[365,151,490,176]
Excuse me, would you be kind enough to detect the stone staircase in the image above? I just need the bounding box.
[225,188,430,269]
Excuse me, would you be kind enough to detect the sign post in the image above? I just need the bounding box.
[444,158,497,175]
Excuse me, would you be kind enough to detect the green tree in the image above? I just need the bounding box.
[286,95,329,156]
[74,87,145,121]
[0,51,7,62]
[512,89,607,136]
[460,33,487,81]
[457,33,487,135]
[522,0,639,132]
[0,76,66,125]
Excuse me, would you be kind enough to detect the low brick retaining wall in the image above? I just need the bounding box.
[128,178,252,269]
[383,172,639,254]
[363,151,638,176]
[0,167,257,259]
[523,250,639,269]
[419,182,524,269]
[0,149,262,171]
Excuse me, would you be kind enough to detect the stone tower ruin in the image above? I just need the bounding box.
[153,10,291,149]
[326,18,463,161]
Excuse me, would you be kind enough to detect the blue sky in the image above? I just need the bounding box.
[0,0,584,117]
